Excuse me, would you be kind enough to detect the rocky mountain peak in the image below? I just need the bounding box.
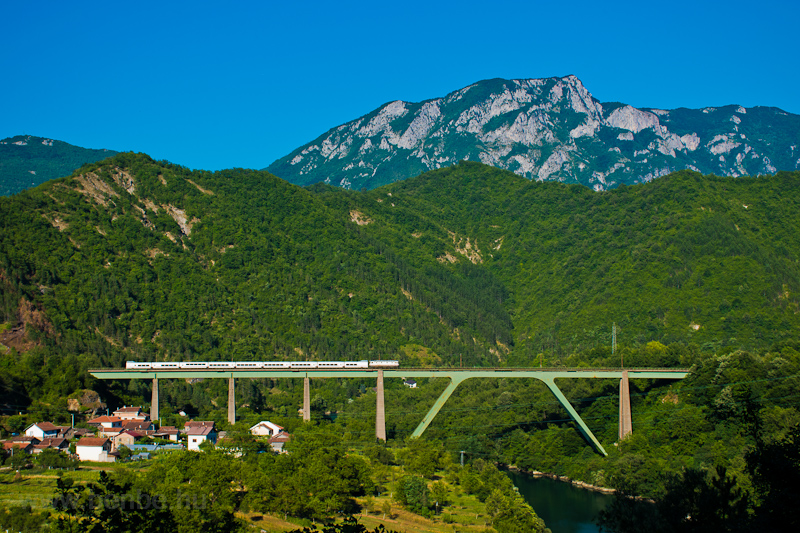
[266,76,800,191]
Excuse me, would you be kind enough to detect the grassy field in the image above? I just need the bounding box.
[0,468,99,509]
[2,463,499,533]
[0,462,152,510]
[238,479,496,533]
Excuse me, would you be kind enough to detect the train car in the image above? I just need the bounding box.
[124,359,397,370]
[317,361,345,368]
[208,362,236,369]
[152,362,180,369]
[235,362,262,369]
[262,361,291,369]
[180,362,209,369]
[290,361,318,369]
[126,361,152,369]
[369,360,399,368]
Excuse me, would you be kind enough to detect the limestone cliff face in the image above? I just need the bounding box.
[266,76,800,191]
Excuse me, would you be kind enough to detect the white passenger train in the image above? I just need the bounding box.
[125,360,399,370]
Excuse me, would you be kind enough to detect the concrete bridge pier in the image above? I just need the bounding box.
[376,370,386,441]
[303,376,311,421]
[151,378,159,422]
[228,377,236,424]
[619,370,632,440]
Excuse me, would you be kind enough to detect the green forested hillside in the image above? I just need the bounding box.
[2,154,800,529]
[2,155,800,408]
[0,135,118,196]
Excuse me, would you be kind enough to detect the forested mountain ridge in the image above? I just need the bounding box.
[2,154,800,416]
[266,76,800,191]
[0,135,118,196]
[3,154,800,368]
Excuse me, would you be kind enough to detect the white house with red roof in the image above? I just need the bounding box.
[112,406,150,422]
[268,431,291,453]
[25,422,69,440]
[185,421,217,451]
[250,421,284,437]
[75,437,115,462]
[87,415,122,429]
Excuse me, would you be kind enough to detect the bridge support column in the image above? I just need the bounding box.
[376,370,386,441]
[542,377,608,456]
[411,376,466,438]
[619,370,632,440]
[228,377,236,425]
[303,376,311,421]
[151,378,159,423]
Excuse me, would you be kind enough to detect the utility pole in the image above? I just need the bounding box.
[612,322,617,357]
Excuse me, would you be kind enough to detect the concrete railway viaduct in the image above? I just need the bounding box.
[89,367,688,456]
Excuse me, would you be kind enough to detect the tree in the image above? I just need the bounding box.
[8,447,31,470]
[36,448,78,469]
[395,476,428,513]
[484,488,546,533]
[747,423,800,530]
[597,466,751,533]
[430,481,448,509]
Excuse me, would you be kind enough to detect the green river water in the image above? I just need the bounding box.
[506,471,614,533]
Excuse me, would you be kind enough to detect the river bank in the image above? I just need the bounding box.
[506,469,614,533]
[506,465,616,495]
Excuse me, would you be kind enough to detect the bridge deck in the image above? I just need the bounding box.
[89,367,689,379]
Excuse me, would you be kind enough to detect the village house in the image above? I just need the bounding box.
[75,437,115,462]
[6,435,40,446]
[2,441,33,455]
[268,431,291,453]
[33,438,69,454]
[250,421,284,437]
[185,421,217,451]
[25,422,69,440]
[112,406,150,422]
[112,430,144,451]
[62,427,94,440]
[152,426,181,442]
[87,415,122,436]
[120,419,156,434]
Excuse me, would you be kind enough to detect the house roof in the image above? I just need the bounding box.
[26,422,66,432]
[64,428,93,438]
[76,437,109,447]
[186,426,215,437]
[184,420,215,429]
[114,406,142,413]
[36,438,68,448]
[87,416,122,424]
[8,435,40,443]
[3,441,33,451]
[154,426,180,435]
[250,421,284,431]
[121,420,153,429]
[268,432,291,443]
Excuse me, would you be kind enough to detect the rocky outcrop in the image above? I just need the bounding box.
[266,76,800,191]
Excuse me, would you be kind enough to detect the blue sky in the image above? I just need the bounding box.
[2,0,798,171]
